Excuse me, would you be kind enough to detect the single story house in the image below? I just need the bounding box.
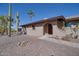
[20,16,79,37]
[21,16,66,36]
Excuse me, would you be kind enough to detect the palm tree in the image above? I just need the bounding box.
[27,10,35,21]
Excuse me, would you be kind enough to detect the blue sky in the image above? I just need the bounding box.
[0,3,79,28]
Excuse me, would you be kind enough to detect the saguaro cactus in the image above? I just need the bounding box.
[8,3,12,37]
[16,12,19,34]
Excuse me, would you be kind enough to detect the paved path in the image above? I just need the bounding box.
[39,36,79,48]
[0,35,79,56]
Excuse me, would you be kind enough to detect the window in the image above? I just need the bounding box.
[32,25,35,30]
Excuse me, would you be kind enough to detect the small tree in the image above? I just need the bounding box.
[0,16,8,35]
[0,16,4,34]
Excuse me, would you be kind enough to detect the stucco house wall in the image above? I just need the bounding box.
[53,25,66,37]
[26,26,43,37]
[26,24,65,37]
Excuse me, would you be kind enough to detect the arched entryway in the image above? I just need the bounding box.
[43,23,53,35]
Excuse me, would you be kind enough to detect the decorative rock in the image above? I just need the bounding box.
[17,42,21,46]
[17,41,29,47]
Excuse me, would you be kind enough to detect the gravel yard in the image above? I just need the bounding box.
[0,35,79,56]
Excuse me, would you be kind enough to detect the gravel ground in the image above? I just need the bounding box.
[0,35,79,56]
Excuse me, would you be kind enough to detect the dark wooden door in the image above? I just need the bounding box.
[48,24,53,34]
[43,23,53,35]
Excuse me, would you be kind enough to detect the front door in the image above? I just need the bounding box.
[48,24,53,34]
[43,23,53,35]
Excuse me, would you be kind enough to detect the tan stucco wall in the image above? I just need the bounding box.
[26,25,67,37]
[26,26,43,37]
[53,25,66,37]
